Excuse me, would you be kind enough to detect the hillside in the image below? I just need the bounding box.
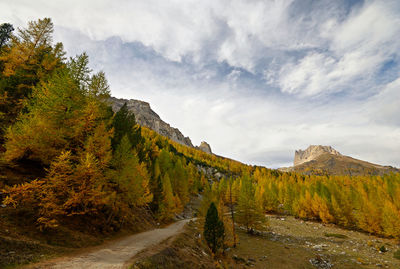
[110,97,213,155]
[280,145,399,176]
[1,17,400,269]
[110,97,194,148]
[293,152,399,176]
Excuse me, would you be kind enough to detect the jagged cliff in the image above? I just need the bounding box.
[110,97,194,147]
[294,145,341,166]
[281,145,399,176]
[196,141,212,154]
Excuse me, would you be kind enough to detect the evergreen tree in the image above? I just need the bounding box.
[111,102,142,151]
[0,23,14,49]
[149,159,163,212]
[204,202,225,253]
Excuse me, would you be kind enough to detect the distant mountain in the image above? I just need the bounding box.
[280,145,399,176]
[110,97,212,153]
[294,145,341,166]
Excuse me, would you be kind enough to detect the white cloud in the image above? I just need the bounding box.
[1,0,400,168]
[367,77,400,126]
[0,0,349,70]
[276,1,400,96]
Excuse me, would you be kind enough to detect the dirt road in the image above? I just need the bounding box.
[29,219,191,269]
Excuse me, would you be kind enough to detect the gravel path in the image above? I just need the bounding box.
[30,219,191,269]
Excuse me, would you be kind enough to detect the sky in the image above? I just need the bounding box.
[2,0,400,168]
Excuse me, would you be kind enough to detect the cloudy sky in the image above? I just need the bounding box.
[2,0,400,168]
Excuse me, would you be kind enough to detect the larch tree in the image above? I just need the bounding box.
[159,173,175,220]
[0,18,65,139]
[224,177,237,247]
[236,175,267,233]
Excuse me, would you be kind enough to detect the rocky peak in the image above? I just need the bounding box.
[196,141,212,154]
[294,145,341,166]
[109,97,194,147]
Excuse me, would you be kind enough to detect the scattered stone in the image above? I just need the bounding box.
[309,255,333,269]
[312,244,328,252]
[233,255,246,263]
[379,246,388,253]
[259,255,267,261]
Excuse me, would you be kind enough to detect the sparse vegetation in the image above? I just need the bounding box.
[324,233,348,239]
[394,249,400,260]
[131,221,215,269]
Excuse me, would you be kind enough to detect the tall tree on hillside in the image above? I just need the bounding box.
[0,23,14,49]
[158,173,175,220]
[108,135,152,225]
[236,175,267,233]
[111,102,143,156]
[204,202,225,254]
[4,53,109,165]
[0,18,65,140]
[149,159,163,212]
[225,177,237,247]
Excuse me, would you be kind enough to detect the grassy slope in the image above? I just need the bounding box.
[132,216,400,269]
[292,153,399,176]
[226,215,400,268]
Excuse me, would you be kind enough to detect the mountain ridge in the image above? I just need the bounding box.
[110,97,196,148]
[280,145,399,176]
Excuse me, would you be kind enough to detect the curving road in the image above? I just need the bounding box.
[31,219,191,269]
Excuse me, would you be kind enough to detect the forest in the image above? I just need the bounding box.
[0,18,399,252]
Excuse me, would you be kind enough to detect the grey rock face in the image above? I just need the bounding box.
[294,145,341,166]
[196,141,212,154]
[109,97,194,147]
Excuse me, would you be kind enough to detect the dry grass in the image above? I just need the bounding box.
[223,215,400,268]
[130,220,215,269]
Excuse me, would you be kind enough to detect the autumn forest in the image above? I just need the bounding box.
[0,18,400,266]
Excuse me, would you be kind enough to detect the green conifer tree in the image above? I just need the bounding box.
[204,202,225,253]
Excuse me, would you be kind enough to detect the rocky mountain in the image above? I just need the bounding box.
[294,145,341,166]
[110,97,193,147]
[281,145,399,176]
[196,141,212,154]
[110,97,213,153]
